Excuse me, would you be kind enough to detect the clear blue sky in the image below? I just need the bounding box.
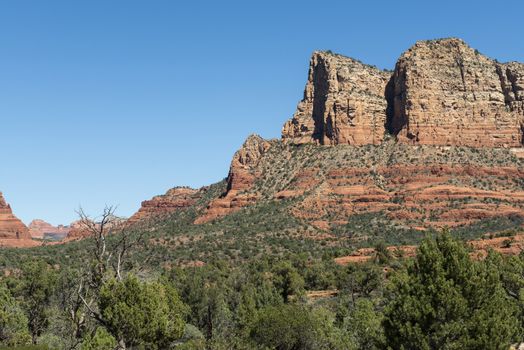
[1,0,523,226]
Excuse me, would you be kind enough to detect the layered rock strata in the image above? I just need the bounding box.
[194,140,523,229]
[391,38,524,147]
[0,192,30,239]
[283,38,524,148]
[282,51,391,145]
[290,163,524,229]
[128,187,201,224]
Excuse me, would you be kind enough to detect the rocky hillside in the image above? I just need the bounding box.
[128,187,202,224]
[126,39,523,240]
[192,38,524,231]
[197,139,523,230]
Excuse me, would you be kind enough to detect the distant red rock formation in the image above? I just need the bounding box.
[63,220,91,241]
[0,192,30,240]
[28,219,71,239]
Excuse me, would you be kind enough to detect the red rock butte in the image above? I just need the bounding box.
[282,38,524,148]
[9,38,521,236]
[1,38,522,250]
[0,192,30,240]
[28,219,71,239]
[195,39,524,224]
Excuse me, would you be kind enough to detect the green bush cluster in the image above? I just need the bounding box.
[2,231,523,349]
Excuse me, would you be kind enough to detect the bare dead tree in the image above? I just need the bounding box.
[77,206,118,282]
[53,269,90,350]
[71,206,152,349]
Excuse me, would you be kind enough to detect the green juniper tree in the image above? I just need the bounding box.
[0,284,31,346]
[98,275,187,349]
[383,232,520,350]
[272,261,305,302]
[15,261,57,344]
[344,298,385,350]
[249,304,350,350]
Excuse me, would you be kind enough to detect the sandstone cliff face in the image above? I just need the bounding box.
[282,51,390,146]
[391,38,524,147]
[28,219,70,239]
[195,134,271,223]
[0,192,30,239]
[283,39,524,148]
[128,187,201,224]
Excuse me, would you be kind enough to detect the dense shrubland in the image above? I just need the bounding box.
[0,200,522,349]
[1,227,524,349]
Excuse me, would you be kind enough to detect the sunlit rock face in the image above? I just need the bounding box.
[128,187,201,224]
[283,38,524,148]
[0,192,30,239]
[195,134,271,224]
[390,38,524,147]
[282,51,390,146]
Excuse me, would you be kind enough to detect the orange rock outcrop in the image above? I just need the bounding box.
[128,187,200,224]
[334,232,524,266]
[0,192,30,240]
[282,51,390,145]
[195,134,271,223]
